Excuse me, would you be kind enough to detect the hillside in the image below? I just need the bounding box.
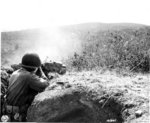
[1,23,150,122]
[61,23,150,72]
[1,29,42,66]
[1,23,150,72]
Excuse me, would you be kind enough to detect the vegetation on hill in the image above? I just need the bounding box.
[1,29,41,66]
[63,24,150,73]
[1,23,149,122]
[1,23,150,72]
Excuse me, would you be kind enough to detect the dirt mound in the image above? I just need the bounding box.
[1,66,149,122]
[27,82,124,122]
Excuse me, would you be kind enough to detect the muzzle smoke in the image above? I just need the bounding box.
[2,27,82,66]
[31,27,82,62]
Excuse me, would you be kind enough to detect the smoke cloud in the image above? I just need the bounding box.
[2,26,82,66]
[30,27,82,62]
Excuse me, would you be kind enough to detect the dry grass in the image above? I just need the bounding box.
[65,26,150,73]
[54,70,149,122]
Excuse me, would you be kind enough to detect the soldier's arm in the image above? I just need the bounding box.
[35,67,48,80]
[28,74,49,92]
[39,67,48,79]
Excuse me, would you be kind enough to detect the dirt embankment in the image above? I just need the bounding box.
[27,71,149,122]
[1,64,149,123]
[1,65,149,122]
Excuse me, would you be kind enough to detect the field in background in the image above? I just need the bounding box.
[62,23,150,73]
[2,23,150,73]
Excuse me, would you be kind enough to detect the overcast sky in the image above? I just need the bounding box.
[1,0,150,31]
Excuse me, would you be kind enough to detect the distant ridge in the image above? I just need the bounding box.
[2,22,147,33]
[60,22,147,33]
[1,23,150,68]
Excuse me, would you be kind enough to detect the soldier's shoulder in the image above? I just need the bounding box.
[13,68,30,77]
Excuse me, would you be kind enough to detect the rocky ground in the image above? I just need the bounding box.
[28,70,149,122]
[1,66,149,122]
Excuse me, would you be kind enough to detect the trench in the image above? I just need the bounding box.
[1,66,125,122]
[95,97,124,123]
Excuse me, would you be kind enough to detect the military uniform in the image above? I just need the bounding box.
[5,68,49,121]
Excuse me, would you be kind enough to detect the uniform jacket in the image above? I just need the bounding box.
[6,68,49,106]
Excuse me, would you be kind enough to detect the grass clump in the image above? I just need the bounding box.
[66,27,150,73]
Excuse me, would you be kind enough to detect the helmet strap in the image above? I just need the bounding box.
[20,64,38,69]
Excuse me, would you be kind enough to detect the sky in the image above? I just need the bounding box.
[1,0,150,31]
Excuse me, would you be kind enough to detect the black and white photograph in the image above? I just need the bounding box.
[1,0,150,122]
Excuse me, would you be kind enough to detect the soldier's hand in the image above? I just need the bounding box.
[35,67,42,77]
[38,67,48,80]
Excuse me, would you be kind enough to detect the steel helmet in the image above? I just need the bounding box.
[21,53,41,68]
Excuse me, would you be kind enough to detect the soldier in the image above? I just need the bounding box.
[3,53,49,122]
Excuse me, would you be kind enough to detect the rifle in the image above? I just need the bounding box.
[10,61,67,79]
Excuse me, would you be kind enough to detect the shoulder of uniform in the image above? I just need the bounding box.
[27,72,40,80]
[16,68,31,77]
